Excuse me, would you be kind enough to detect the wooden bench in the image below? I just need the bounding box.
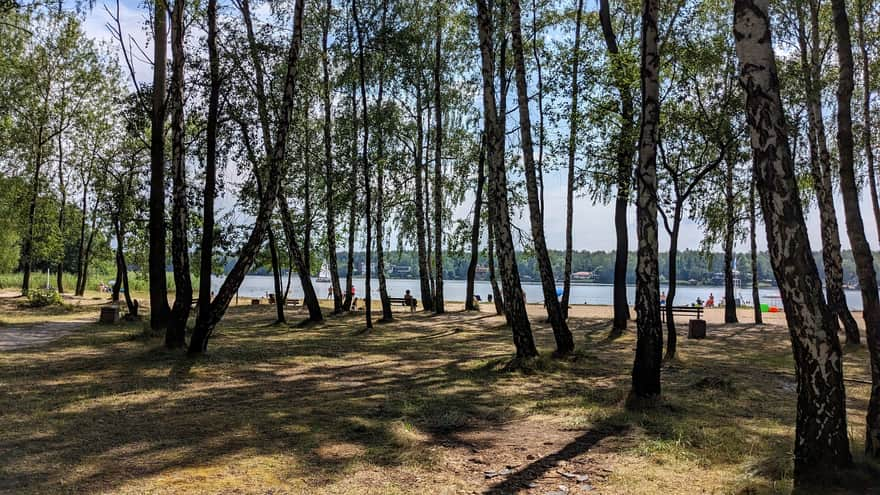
[388,297,417,309]
[660,305,703,322]
[190,299,199,308]
[286,298,301,307]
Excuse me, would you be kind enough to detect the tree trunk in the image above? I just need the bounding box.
[352,0,372,328]
[793,0,858,342]
[268,226,286,324]
[74,170,89,296]
[487,219,506,317]
[509,0,573,356]
[562,0,584,321]
[343,52,357,312]
[197,0,220,328]
[56,132,65,294]
[375,0,392,322]
[828,0,880,457]
[600,0,634,335]
[631,0,663,401]
[476,0,537,359]
[432,1,445,314]
[465,134,486,311]
[167,0,192,347]
[664,213,681,360]
[22,129,44,294]
[322,0,343,314]
[734,0,852,480]
[749,178,762,325]
[723,159,738,324]
[149,0,170,329]
[278,198,323,322]
[856,0,880,242]
[189,0,306,353]
[414,83,434,312]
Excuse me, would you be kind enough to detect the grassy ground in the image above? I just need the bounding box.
[0,297,878,494]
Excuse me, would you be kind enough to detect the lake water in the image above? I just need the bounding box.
[212,275,867,311]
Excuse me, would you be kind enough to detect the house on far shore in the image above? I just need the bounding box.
[572,271,594,281]
[389,265,412,275]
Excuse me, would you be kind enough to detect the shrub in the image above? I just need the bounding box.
[26,288,63,307]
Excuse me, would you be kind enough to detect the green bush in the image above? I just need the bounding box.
[25,288,63,307]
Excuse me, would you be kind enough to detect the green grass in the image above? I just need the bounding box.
[0,303,877,494]
[0,272,197,293]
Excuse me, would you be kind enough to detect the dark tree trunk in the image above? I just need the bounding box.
[56,133,65,294]
[352,0,372,328]
[723,159,738,324]
[749,179,762,325]
[74,170,89,296]
[149,0,170,329]
[167,0,192,347]
[562,0,584,321]
[268,226,286,324]
[828,0,880,457]
[322,0,342,314]
[414,83,434,312]
[21,129,44,295]
[433,1,445,314]
[278,198,323,322]
[795,0,859,343]
[600,0,633,335]
[487,219,505,317]
[465,134,486,311]
[197,0,220,329]
[856,0,880,241]
[476,0,537,359]
[663,214,681,360]
[734,0,852,480]
[510,0,573,356]
[375,0,392,322]
[630,0,663,401]
[189,0,306,353]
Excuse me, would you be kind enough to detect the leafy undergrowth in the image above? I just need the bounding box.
[0,302,876,494]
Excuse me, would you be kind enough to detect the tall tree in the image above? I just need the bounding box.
[476,0,537,359]
[733,0,852,480]
[599,0,634,335]
[197,0,221,331]
[828,0,880,456]
[352,0,373,329]
[148,0,170,329]
[432,0,445,314]
[630,0,662,401]
[562,0,584,321]
[413,81,434,312]
[509,0,573,355]
[855,0,880,241]
[166,0,192,347]
[189,0,307,353]
[793,0,859,343]
[322,0,343,314]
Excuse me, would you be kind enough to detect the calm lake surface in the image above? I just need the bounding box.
[212,275,867,311]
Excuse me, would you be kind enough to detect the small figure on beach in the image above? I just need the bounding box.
[660,291,667,305]
[696,297,704,307]
[706,293,715,308]
[327,286,333,299]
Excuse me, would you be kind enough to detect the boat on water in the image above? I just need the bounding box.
[316,263,332,283]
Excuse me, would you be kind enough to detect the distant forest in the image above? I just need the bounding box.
[246,249,880,287]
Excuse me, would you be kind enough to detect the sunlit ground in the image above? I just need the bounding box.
[0,293,877,494]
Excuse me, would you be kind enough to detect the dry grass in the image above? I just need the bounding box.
[0,297,877,494]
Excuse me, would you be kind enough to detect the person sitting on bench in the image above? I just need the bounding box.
[403,290,415,312]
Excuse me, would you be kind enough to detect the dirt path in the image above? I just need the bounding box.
[0,319,91,351]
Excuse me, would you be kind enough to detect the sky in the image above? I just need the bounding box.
[80,0,880,254]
